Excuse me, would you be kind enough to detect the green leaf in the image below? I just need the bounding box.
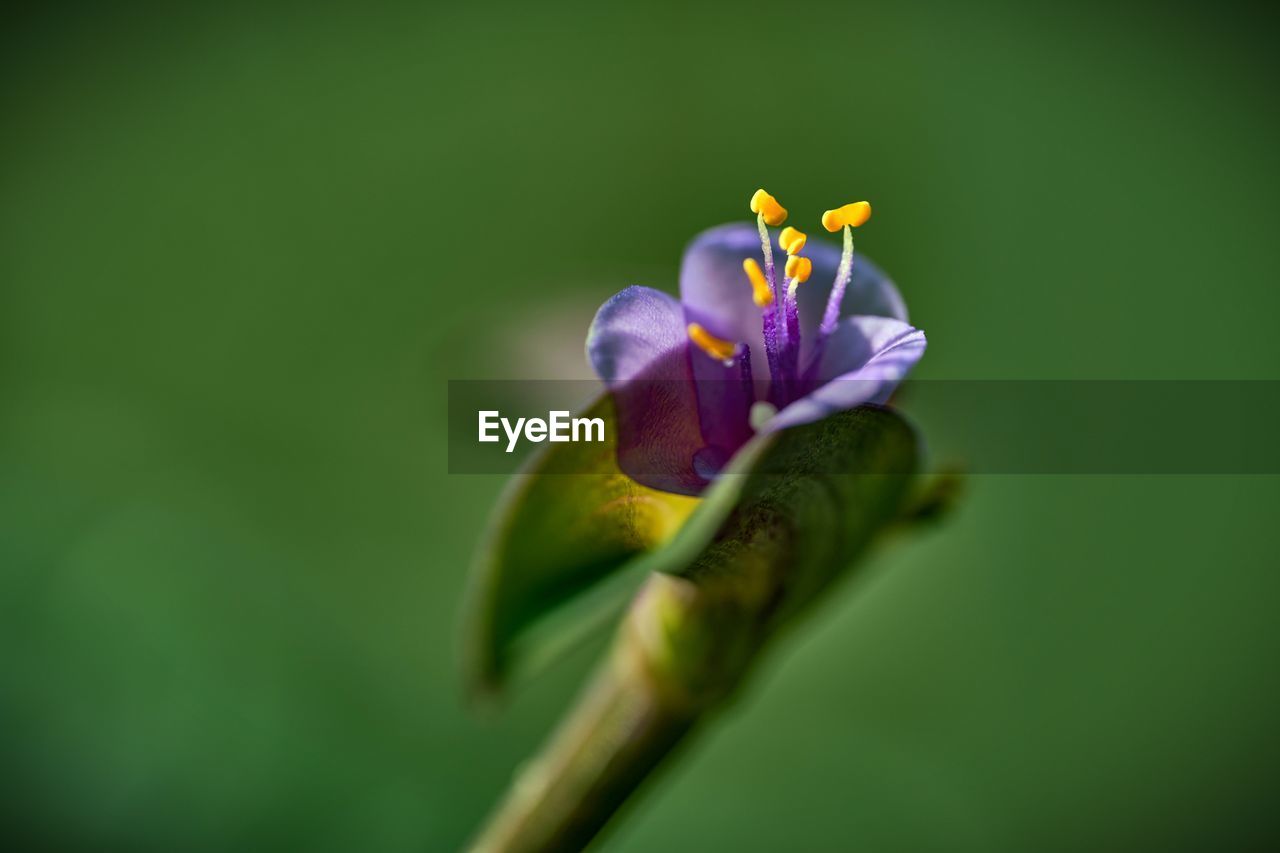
[619,404,922,705]
[464,395,699,695]
[464,398,921,697]
[673,402,918,600]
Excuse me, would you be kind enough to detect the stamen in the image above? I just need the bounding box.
[784,255,812,283]
[755,215,780,305]
[781,276,801,390]
[803,219,858,384]
[749,189,788,227]
[819,224,855,337]
[687,322,737,364]
[779,226,807,255]
[742,258,774,307]
[821,201,871,232]
[781,255,809,393]
[754,206,785,403]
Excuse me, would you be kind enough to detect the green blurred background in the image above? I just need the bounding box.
[3,1,1278,849]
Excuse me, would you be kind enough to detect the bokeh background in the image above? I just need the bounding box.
[3,1,1278,850]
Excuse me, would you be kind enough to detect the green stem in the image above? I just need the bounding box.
[468,648,697,853]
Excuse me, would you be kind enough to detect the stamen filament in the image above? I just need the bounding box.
[776,257,810,400]
[784,278,801,342]
[755,214,781,307]
[780,277,802,392]
[756,214,786,403]
[805,224,854,381]
[820,224,854,337]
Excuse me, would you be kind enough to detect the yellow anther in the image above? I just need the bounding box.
[785,254,812,283]
[742,258,774,307]
[779,226,807,255]
[821,201,872,232]
[749,188,788,227]
[687,323,737,363]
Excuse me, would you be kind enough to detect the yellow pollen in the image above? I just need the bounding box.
[742,258,774,307]
[687,323,737,363]
[749,188,788,227]
[779,226,807,255]
[821,201,872,232]
[785,254,812,283]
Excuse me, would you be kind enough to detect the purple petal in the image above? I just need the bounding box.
[768,316,926,431]
[679,224,771,380]
[586,285,738,495]
[689,345,756,463]
[586,285,687,384]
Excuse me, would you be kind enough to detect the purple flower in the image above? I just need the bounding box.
[587,191,926,495]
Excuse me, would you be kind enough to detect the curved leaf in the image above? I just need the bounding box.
[464,396,921,696]
[464,395,698,695]
[620,404,922,705]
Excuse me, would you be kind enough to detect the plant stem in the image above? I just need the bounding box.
[468,646,697,853]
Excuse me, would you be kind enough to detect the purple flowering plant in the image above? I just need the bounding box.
[588,190,925,495]
[465,190,951,853]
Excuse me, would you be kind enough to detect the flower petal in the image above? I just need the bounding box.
[769,316,926,431]
[586,285,722,496]
[679,224,771,380]
[587,285,688,384]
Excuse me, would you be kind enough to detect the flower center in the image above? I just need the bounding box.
[684,188,874,418]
